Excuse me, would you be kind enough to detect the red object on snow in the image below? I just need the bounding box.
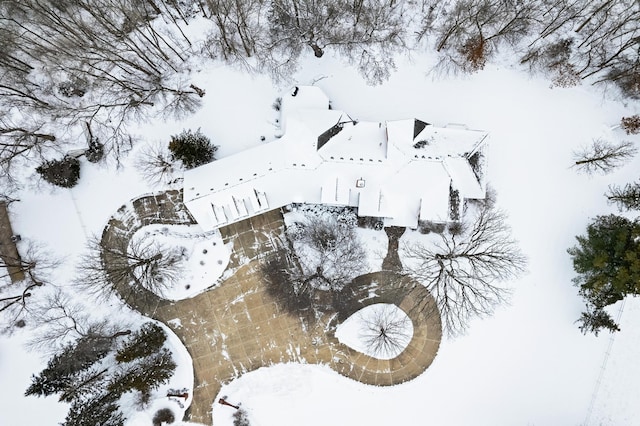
[218,398,240,409]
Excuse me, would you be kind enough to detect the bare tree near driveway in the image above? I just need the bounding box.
[402,197,527,336]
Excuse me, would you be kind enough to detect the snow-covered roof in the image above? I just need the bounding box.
[183,86,488,232]
[444,157,485,199]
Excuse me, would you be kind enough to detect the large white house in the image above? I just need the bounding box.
[183,86,488,232]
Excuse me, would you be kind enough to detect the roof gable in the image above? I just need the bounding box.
[413,119,429,139]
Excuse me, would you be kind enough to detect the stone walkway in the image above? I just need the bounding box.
[101,191,442,425]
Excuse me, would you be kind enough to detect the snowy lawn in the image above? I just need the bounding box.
[2,45,640,426]
[209,50,640,426]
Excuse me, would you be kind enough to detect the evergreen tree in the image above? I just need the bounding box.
[168,128,217,169]
[577,308,621,336]
[115,322,166,363]
[63,393,124,426]
[35,157,81,188]
[25,336,112,398]
[568,214,640,334]
[108,348,176,397]
[25,322,175,424]
[606,182,640,211]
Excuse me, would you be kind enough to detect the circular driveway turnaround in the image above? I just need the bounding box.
[101,190,442,425]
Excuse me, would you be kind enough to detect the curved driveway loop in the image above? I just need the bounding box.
[101,191,442,425]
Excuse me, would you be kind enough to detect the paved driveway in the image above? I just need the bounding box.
[101,191,442,424]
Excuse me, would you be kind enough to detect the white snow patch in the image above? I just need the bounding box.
[335,303,413,360]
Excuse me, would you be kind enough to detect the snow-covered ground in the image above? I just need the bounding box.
[2,46,640,426]
[209,52,640,426]
[129,224,230,300]
[335,303,413,360]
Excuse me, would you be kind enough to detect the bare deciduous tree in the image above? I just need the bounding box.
[402,202,527,336]
[261,249,314,320]
[134,142,182,187]
[0,115,59,191]
[359,304,412,358]
[1,239,58,332]
[572,139,637,175]
[429,0,537,75]
[77,233,183,305]
[288,215,368,292]
[26,289,131,355]
[0,0,201,187]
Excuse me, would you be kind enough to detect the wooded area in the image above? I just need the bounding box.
[1,0,638,195]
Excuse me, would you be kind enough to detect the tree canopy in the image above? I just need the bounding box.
[568,214,640,334]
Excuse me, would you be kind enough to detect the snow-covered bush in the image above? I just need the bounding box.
[358,216,384,230]
[85,137,104,163]
[57,77,87,98]
[272,97,282,111]
[449,187,460,221]
[448,221,465,236]
[35,157,81,188]
[290,203,358,228]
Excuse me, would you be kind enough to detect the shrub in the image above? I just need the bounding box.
[358,216,384,230]
[448,221,464,236]
[36,157,80,188]
[621,115,640,135]
[168,128,217,169]
[417,220,446,235]
[449,186,460,221]
[85,137,104,163]
[233,408,251,426]
[152,408,175,426]
[58,78,87,98]
[459,36,487,72]
[272,97,282,111]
